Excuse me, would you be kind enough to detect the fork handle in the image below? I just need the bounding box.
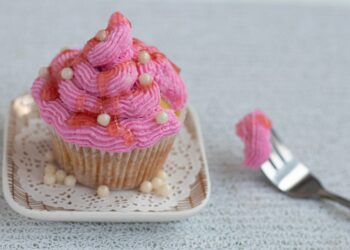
[318,189,350,209]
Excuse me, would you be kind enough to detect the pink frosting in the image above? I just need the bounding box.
[235,110,272,168]
[31,12,187,152]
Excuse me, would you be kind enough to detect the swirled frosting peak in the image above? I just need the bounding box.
[236,110,272,168]
[31,12,187,152]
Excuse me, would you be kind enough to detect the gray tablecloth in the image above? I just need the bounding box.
[1,1,350,249]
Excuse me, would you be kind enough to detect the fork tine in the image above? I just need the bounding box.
[271,129,293,162]
[269,151,284,169]
[273,140,293,162]
[271,128,281,142]
[261,160,277,181]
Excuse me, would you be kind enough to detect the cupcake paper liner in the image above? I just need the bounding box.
[51,130,176,189]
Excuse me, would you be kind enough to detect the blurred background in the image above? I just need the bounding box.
[0,0,350,249]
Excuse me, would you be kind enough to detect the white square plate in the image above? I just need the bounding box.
[2,94,210,222]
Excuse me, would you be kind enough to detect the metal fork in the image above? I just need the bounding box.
[261,129,350,209]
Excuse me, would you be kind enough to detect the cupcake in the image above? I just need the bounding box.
[31,12,187,189]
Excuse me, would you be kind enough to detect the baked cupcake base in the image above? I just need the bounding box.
[51,130,176,190]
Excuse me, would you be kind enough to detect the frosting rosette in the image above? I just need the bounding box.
[31,12,187,153]
[236,110,272,168]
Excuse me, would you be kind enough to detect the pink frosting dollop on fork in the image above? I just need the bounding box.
[31,12,187,153]
[235,110,272,168]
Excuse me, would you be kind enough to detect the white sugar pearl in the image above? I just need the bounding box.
[38,67,49,78]
[45,151,55,162]
[138,73,153,86]
[95,30,107,41]
[61,67,73,80]
[97,185,110,198]
[140,181,153,193]
[64,175,76,187]
[43,174,56,185]
[44,163,56,175]
[151,177,164,190]
[155,111,168,124]
[97,113,111,127]
[138,51,151,64]
[55,170,67,184]
[156,184,171,197]
[156,170,168,181]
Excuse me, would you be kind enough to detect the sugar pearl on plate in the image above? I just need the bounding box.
[45,151,54,162]
[61,67,73,80]
[138,73,152,86]
[97,185,110,198]
[55,170,67,184]
[155,111,168,124]
[156,170,168,181]
[155,184,171,197]
[140,181,153,193]
[38,67,49,78]
[43,174,56,185]
[64,175,76,187]
[95,29,107,41]
[97,113,111,127]
[151,177,164,190]
[138,51,151,64]
[44,163,56,175]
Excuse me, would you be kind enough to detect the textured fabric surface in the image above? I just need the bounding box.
[1,0,350,249]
